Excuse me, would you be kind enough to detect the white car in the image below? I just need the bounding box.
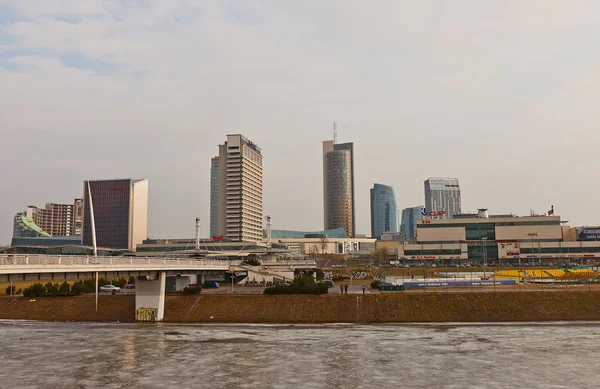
[100,285,121,292]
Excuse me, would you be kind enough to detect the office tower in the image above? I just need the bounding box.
[82,179,148,250]
[401,205,424,240]
[424,177,461,218]
[323,140,355,237]
[209,157,220,238]
[12,198,83,238]
[218,135,263,242]
[370,184,398,239]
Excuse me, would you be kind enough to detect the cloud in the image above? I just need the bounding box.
[1,1,600,244]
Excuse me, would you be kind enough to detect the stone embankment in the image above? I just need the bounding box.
[1,292,600,323]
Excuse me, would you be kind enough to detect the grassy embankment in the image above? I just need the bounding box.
[2,292,600,323]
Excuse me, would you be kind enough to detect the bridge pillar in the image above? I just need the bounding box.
[135,272,166,321]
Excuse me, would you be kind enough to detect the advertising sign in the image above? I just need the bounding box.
[576,227,600,241]
[498,242,520,259]
[403,280,517,287]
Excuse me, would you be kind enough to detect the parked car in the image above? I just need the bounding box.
[124,283,135,289]
[321,280,335,288]
[100,285,121,292]
[202,281,220,289]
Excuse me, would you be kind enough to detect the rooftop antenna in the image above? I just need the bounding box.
[333,120,338,144]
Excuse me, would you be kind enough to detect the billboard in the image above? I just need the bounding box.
[576,227,600,241]
[498,242,520,259]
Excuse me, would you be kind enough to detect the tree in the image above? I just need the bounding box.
[372,247,389,267]
[319,237,329,256]
[308,245,319,260]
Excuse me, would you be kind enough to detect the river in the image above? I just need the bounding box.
[0,321,598,388]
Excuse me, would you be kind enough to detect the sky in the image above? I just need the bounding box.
[1,0,599,244]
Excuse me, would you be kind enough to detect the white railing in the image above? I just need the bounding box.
[0,254,240,268]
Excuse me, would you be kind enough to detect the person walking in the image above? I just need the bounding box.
[362,285,366,294]
[344,284,348,294]
[340,285,344,294]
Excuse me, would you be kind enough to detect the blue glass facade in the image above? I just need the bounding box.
[370,184,398,238]
[401,205,423,240]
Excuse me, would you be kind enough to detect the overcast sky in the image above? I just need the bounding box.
[1,1,599,244]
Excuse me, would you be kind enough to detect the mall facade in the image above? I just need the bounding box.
[376,211,600,266]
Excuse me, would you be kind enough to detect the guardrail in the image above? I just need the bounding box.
[0,254,240,267]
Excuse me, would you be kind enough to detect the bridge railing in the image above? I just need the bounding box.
[0,254,240,267]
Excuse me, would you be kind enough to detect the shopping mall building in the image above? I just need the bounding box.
[376,211,600,266]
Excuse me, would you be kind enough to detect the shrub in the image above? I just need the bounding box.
[128,276,136,284]
[45,282,59,295]
[5,285,16,295]
[71,281,83,295]
[316,269,325,281]
[59,281,71,294]
[264,275,328,295]
[183,286,202,294]
[16,288,22,295]
[98,278,110,287]
[23,283,46,297]
[370,280,381,289]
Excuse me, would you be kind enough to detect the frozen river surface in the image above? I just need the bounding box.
[0,321,599,389]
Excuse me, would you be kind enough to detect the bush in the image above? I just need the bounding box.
[316,269,325,281]
[264,275,328,295]
[370,280,381,289]
[183,286,202,294]
[5,285,16,295]
[23,283,46,297]
[71,281,83,295]
[45,282,59,295]
[128,276,136,284]
[59,281,71,294]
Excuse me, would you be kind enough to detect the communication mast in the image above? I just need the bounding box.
[333,120,338,144]
[266,215,272,249]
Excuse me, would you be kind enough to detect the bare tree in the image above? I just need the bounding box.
[308,245,319,261]
[319,237,329,256]
[372,247,389,267]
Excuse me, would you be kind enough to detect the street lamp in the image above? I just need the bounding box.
[482,237,488,279]
[527,233,538,268]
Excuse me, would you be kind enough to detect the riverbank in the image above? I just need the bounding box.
[1,292,600,323]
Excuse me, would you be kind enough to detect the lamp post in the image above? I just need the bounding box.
[482,237,488,279]
[527,233,538,268]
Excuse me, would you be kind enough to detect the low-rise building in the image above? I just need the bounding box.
[376,210,600,266]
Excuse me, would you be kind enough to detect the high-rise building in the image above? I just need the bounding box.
[209,156,220,238]
[217,135,263,242]
[323,140,355,238]
[13,206,51,238]
[401,205,424,241]
[82,179,148,250]
[12,198,83,238]
[424,177,461,218]
[370,184,398,239]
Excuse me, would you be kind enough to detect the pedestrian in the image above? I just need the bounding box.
[340,285,343,294]
[362,285,366,294]
[344,284,348,294]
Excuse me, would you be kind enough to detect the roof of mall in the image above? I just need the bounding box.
[268,228,348,239]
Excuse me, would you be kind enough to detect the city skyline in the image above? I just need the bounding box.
[2,2,600,243]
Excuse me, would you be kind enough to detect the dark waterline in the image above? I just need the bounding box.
[1,321,598,389]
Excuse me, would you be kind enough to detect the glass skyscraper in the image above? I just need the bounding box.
[209,157,219,238]
[323,140,355,238]
[401,205,423,241]
[424,177,461,218]
[370,184,398,238]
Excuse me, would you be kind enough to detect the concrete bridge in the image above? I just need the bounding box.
[0,254,236,321]
[0,254,317,321]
